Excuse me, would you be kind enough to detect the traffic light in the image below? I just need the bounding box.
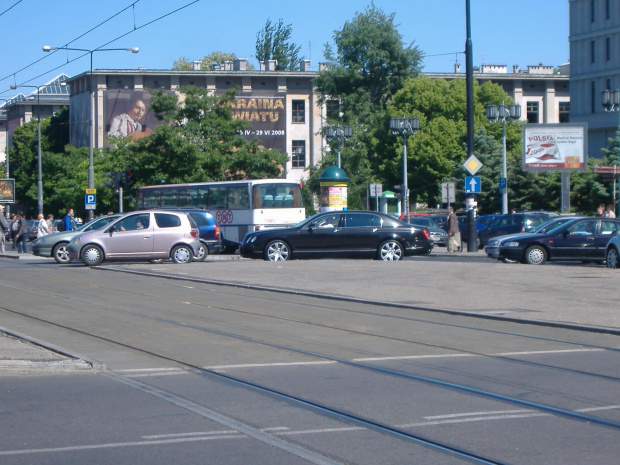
[124,169,133,189]
[104,172,121,189]
[393,184,402,199]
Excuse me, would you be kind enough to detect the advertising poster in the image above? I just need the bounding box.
[522,123,588,171]
[103,90,161,148]
[228,95,286,153]
[320,182,348,212]
[0,179,15,203]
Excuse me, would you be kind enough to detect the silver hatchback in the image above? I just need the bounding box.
[67,210,201,266]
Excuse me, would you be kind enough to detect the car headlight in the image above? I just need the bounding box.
[504,241,520,247]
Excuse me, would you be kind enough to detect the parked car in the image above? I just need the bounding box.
[404,216,448,247]
[32,214,124,263]
[161,209,223,258]
[485,216,583,261]
[478,212,558,247]
[27,220,38,241]
[240,211,433,261]
[67,210,201,266]
[497,217,620,265]
[476,214,503,230]
[606,234,620,269]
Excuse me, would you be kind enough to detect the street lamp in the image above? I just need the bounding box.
[43,45,139,219]
[0,98,9,219]
[485,102,521,214]
[10,84,43,215]
[324,124,351,168]
[390,116,419,223]
[601,88,620,214]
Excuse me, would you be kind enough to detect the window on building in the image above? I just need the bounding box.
[526,102,539,123]
[606,0,611,19]
[326,99,340,119]
[292,140,306,168]
[591,81,597,113]
[559,102,570,123]
[292,100,305,123]
[606,37,611,61]
[591,40,596,63]
[591,0,595,22]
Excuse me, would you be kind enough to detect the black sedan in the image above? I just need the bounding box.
[497,217,620,265]
[240,211,433,261]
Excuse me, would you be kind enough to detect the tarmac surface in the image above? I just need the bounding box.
[2,245,619,374]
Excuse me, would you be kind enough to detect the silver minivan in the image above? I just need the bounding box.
[67,210,201,266]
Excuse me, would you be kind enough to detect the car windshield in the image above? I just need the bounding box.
[533,217,574,234]
[78,215,120,232]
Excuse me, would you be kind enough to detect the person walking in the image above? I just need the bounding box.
[9,213,19,250]
[62,208,77,232]
[447,207,461,253]
[14,211,29,253]
[0,205,8,253]
[36,212,50,238]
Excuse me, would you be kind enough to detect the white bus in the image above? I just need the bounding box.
[135,179,305,250]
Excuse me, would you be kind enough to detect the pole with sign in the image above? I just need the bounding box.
[463,155,482,252]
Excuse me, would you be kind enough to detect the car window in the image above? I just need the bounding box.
[189,212,209,227]
[115,214,150,231]
[309,214,341,229]
[154,213,182,228]
[567,220,597,235]
[83,216,120,232]
[601,220,620,236]
[344,214,373,227]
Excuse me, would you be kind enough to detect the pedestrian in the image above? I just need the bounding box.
[447,207,461,253]
[61,208,77,231]
[14,211,29,253]
[604,204,616,218]
[0,205,7,253]
[36,212,50,238]
[9,213,19,250]
[46,214,54,231]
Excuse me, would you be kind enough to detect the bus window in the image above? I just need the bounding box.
[142,190,161,209]
[207,186,228,209]
[196,188,209,209]
[161,189,180,207]
[179,188,199,207]
[228,185,249,209]
[252,183,303,209]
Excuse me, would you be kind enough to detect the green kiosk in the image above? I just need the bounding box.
[319,166,349,212]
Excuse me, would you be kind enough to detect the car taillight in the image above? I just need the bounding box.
[521,225,526,232]
[214,225,220,238]
[422,228,430,240]
[190,228,198,238]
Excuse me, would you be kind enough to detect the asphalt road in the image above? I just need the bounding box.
[1,253,619,464]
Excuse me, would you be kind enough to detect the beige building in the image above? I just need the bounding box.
[569,0,620,158]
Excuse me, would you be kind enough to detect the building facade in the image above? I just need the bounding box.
[569,0,620,158]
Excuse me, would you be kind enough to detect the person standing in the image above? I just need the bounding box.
[0,205,7,253]
[36,212,50,238]
[604,204,616,218]
[447,207,461,253]
[62,208,77,231]
[14,211,29,253]
[9,214,19,250]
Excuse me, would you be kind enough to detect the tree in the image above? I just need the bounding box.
[102,87,288,211]
[255,18,303,71]
[173,52,255,70]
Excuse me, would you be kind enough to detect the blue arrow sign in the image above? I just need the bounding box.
[464,176,481,193]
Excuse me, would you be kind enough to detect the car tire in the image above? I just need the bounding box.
[171,245,193,264]
[52,242,71,264]
[193,243,208,262]
[606,247,619,269]
[81,245,104,266]
[524,245,547,265]
[378,240,403,261]
[264,240,290,261]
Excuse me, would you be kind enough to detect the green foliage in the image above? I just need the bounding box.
[173,52,255,71]
[255,18,303,71]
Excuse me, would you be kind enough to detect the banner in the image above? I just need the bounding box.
[0,179,15,203]
[103,90,161,147]
[228,95,286,152]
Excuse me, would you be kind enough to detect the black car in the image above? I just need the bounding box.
[478,212,558,247]
[240,211,433,261]
[497,217,620,265]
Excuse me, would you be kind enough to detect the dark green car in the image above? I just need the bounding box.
[31,214,123,263]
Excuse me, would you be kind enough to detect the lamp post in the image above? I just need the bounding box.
[601,88,620,214]
[485,102,521,214]
[324,125,351,168]
[0,98,9,219]
[43,45,139,219]
[390,116,419,223]
[10,84,43,215]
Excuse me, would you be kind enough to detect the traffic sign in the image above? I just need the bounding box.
[369,183,382,196]
[499,177,507,194]
[85,193,96,210]
[594,165,620,176]
[441,182,455,203]
[463,155,483,175]
[464,176,481,193]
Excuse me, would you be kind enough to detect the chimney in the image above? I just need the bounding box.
[319,62,330,72]
[193,60,201,71]
[454,63,461,73]
[513,65,519,74]
[233,58,247,71]
[300,60,311,72]
[264,59,277,71]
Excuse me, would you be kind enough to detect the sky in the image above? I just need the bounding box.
[0,0,569,99]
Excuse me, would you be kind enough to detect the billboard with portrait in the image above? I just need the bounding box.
[228,95,286,153]
[103,90,162,147]
[0,179,15,203]
[522,123,588,171]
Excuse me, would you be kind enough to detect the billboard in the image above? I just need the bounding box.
[522,123,588,171]
[228,95,286,153]
[103,90,162,147]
